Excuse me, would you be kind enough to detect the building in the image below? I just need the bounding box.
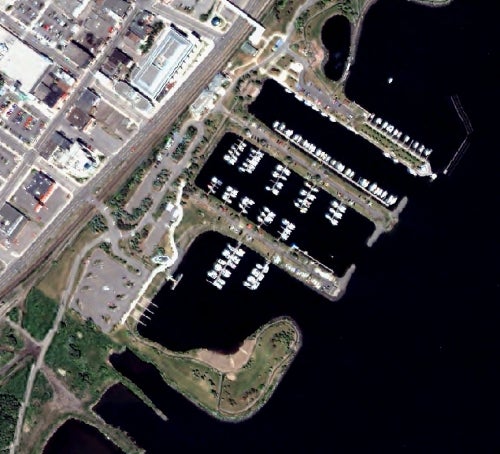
[240,41,258,56]
[67,88,100,130]
[24,171,56,212]
[0,28,51,92]
[52,139,99,178]
[130,26,194,100]
[102,0,131,18]
[32,67,75,108]
[0,202,27,240]
[101,47,133,79]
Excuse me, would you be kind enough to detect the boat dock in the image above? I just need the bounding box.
[243,260,270,290]
[273,121,399,208]
[206,242,246,289]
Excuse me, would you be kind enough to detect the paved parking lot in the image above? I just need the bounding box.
[171,0,215,17]
[32,5,76,47]
[93,101,137,141]
[0,94,48,145]
[9,0,43,26]
[71,249,141,332]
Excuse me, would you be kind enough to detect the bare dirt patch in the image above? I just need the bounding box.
[195,338,256,373]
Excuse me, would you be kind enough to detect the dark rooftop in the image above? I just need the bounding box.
[66,41,93,67]
[77,88,100,112]
[102,0,130,18]
[0,203,27,239]
[24,171,55,200]
[50,131,72,150]
[101,48,132,78]
[128,11,154,39]
[67,106,91,130]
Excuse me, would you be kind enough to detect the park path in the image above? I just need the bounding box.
[8,232,107,454]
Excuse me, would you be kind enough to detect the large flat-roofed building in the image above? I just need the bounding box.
[0,28,51,92]
[131,26,194,100]
[0,202,27,240]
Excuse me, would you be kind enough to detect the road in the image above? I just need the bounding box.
[0,0,273,302]
[8,232,107,454]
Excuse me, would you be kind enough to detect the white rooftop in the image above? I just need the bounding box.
[131,26,194,100]
[0,28,51,92]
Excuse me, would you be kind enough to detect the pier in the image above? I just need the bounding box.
[273,122,399,208]
[206,242,246,289]
[168,273,183,290]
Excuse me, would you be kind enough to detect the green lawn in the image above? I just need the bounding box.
[45,312,119,402]
[131,338,221,413]
[37,226,98,302]
[0,323,23,352]
[22,288,58,341]
[6,307,20,324]
[219,318,300,416]
[25,371,54,427]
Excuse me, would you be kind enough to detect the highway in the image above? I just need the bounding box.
[0,0,273,298]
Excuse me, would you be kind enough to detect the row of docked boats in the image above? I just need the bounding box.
[238,148,264,174]
[325,199,346,226]
[368,113,433,159]
[238,195,255,214]
[265,163,291,196]
[273,121,399,207]
[243,261,270,290]
[206,243,246,289]
[223,139,246,165]
[257,206,276,225]
[221,185,238,204]
[207,176,223,194]
[278,218,296,241]
[294,181,319,214]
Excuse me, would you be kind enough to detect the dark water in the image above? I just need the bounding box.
[322,15,351,81]
[94,384,168,453]
[138,232,331,352]
[345,0,484,172]
[249,79,424,196]
[114,0,499,451]
[194,132,374,275]
[43,419,123,454]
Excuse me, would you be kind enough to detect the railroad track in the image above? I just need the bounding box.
[0,0,273,299]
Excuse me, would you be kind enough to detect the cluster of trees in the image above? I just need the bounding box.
[0,394,19,449]
[271,328,295,349]
[112,197,153,231]
[0,361,33,449]
[128,225,150,253]
[88,214,108,233]
[295,8,310,32]
[140,21,164,54]
[108,149,158,209]
[22,288,58,341]
[171,126,198,162]
[45,317,118,399]
[152,169,171,190]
